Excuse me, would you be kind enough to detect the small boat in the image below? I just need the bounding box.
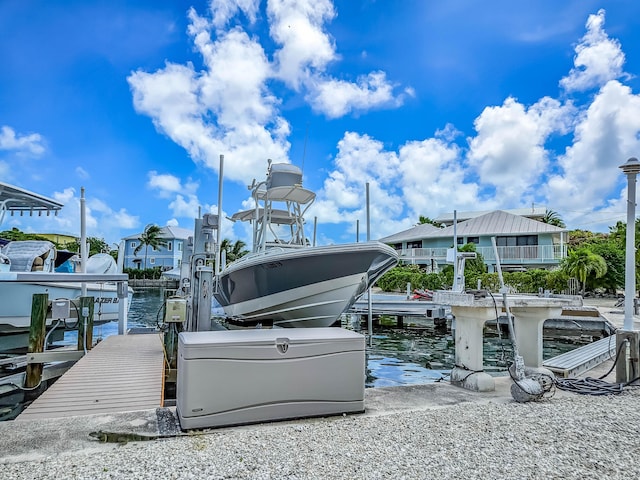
[213,162,398,328]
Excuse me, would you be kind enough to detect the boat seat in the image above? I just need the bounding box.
[1,240,56,272]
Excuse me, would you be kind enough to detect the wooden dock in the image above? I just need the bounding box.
[17,334,165,420]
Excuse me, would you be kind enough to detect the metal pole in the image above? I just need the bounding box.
[313,216,317,247]
[617,158,640,383]
[366,183,370,242]
[453,210,458,289]
[216,154,224,275]
[620,158,640,331]
[366,183,372,346]
[625,172,636,331]
[80,187,87,297]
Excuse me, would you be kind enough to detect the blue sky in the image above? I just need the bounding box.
[2,0,640,247]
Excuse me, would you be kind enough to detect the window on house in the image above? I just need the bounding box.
[496,235,538,247]
[130,241,137,249]
[168,242,172,251]
[150,258,155,265]
[467,236,480,245]
[518,235,538,246]
[457,237,464,245]
[177,241,182,252]
[408,241,422,249]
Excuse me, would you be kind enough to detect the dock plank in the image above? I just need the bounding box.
[17,334,165,420]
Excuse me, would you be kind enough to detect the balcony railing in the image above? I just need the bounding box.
[398,245,567,265]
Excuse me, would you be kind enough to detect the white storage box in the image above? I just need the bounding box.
[177,327,365,429]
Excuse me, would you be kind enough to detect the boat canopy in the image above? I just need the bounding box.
[256,185,315,204]
[231,208,299,225]
[0,181,63,226]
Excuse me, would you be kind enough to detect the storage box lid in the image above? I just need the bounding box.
[179,327,364,360]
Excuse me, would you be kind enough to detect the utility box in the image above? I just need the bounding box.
[164,297,187,323]
[177,328,365,429]
[51,299,71,319]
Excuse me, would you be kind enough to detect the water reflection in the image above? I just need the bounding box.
[362,320,596,388]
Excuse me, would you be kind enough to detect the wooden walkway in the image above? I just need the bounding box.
[17,334,165,420]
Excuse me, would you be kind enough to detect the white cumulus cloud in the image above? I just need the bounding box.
[560,9,627,93]
[467,96,574,205]
[545,80,640,222]
[128,1,407,189]
[209,0,260,29]
[0,126,46,156]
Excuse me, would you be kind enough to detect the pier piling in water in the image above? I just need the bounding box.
[25,293,48,389]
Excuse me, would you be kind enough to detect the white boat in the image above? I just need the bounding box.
[213,162,398,328]
[0,182,132,336]
[0,241,132,333]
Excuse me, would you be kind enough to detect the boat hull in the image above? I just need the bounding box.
[0,282,132,334]
[213,242,398,327]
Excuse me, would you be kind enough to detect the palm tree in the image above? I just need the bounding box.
[561,247,607,295]
[134,224,167,270]
[220,238,249,264]
[417,215,442,227]
[541,209,566,228]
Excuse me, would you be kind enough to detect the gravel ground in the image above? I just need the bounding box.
[2,387,639,480]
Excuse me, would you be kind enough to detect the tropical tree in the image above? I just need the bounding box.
[60,236,109,256]
[567,229,607,247]
[220,238,249,264]
[561,247,607,295]
[541,209,566,228]
[588,241,625,293]
[417,215,442,227]
[134,224,167,270]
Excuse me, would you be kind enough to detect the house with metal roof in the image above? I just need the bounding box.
[380,210,567,272]
[433,206,548,226]
[121,225,192,270]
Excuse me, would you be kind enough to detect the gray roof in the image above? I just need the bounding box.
[428,210,566,238]
[434,207,547,225]
[379,223,442,243]
[123,226,192,241]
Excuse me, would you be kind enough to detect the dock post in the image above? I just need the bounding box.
[77,296,95,351]
[117,281,129,335]
[616,331,640,384]
[510,306,561,373]
[25,293,48,389]
[449,305,496,392]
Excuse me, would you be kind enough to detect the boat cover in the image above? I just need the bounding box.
[1,240,55,272]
